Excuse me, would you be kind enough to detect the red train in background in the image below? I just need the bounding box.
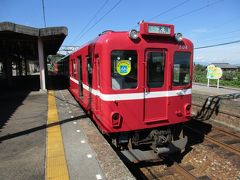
[56,22,193,154]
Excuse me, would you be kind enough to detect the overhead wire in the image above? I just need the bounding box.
[166,0,224,22]
[72,0,122,45]
[70,0,109,45]
[193,28,240,43]
[133,0,191,28]
[147,0,191,22]
[195,40,240,49]
[198,34,240,44]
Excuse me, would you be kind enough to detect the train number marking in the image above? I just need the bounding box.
[179,45,188,50]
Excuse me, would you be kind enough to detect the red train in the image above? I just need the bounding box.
[56,22,193,154]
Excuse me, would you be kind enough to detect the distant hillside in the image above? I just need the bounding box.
[194,61,209,66]
[194,61,240,67]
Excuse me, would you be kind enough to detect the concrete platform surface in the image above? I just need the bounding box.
[0,91,47,180]
[57,90,135,180]
[0,90,135,180]
[192,83,240,95]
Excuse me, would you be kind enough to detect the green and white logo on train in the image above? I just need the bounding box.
[116,60,131,76]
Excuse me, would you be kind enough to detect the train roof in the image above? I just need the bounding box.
[65,22,193,58]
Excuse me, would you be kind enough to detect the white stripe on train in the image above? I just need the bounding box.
[70,77,191,101]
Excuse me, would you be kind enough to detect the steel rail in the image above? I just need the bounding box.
[185,125,240,156]
[212,126,240,140]
[170,162,197,180]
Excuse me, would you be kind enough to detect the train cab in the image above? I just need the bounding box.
[68,22,193,152]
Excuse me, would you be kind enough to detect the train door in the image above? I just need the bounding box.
[144,49,168,123]
[77,55,83,99]
[169,52,192,117]
[95,57,100,112]
[86,55,93,109]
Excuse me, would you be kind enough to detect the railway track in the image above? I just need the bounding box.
[212,126,240,139]
[184,124,240,156]
[169,162,196,180]
[121,122,240,179]
[192,102,240,119]
[137,159,197,179]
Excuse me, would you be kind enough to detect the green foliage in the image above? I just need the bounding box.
[193,64,240,88]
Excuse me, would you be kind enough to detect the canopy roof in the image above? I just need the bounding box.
[0,22,68,60]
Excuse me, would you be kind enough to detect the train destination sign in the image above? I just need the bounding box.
[116,60,131,76]
[148,25,171,35]
[140,22,174,36]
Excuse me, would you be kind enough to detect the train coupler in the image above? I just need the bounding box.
[156,136,188,155]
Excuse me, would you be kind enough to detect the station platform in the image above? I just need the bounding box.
[0,90,134,180]
[192,83,240,95]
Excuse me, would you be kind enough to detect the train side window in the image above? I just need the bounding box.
[73,59,77,77]
[78,55,83,98]
[173,52,191,86]
[70,59,73,76]
[86,56,92,86]
[111,50,137,90]
[147,51,165,88]
[0,61,5,78]
[71,59,75,77]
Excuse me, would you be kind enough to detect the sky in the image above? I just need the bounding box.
[0,0,240,64]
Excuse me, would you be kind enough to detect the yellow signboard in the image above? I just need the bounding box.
[207,64,223,79]
[116,60,131,76]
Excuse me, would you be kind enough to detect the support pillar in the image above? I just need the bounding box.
[38,38,46,90]
[6,55,12,86]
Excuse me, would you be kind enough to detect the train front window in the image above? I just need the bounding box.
[173,52,191,86]
[147,51,165,88]
[111,50,137,90]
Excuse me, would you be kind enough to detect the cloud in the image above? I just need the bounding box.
[194,43,240,64]
[195,55,206,61]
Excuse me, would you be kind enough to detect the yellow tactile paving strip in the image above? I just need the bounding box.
[46,91,69,180]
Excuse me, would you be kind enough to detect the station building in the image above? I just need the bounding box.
[0,22,67,91]
[212,63,239,72]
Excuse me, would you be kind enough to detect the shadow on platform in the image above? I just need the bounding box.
[0,114,87,143]
[47,75,69,90]
[0,90,31,130]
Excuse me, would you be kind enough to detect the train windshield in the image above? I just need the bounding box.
[147,51,165,88]
[111,50,138,90]
[173,52,191,86]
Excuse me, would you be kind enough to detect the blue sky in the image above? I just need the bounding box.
[0,0,240,64]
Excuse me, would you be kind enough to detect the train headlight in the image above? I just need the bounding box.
[129,29,139,40]
[175,32,183,42]
[111,112,122,128]
[184,104,191,117]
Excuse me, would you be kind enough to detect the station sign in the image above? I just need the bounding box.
[206,64,223,88]
[207,64,223,79]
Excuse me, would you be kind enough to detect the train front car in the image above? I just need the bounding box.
[91,22,193,154]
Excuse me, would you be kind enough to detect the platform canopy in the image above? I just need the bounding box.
[0,22,68,90]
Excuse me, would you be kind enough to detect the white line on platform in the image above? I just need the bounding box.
[71,116,74,118]
[96,174,102,180]
[81,140,85,143]
[87,154,92,158]
[73,121,77,124]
